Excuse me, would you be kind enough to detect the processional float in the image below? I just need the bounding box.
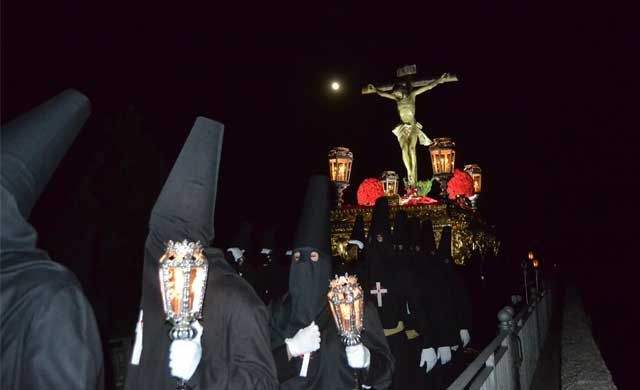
[328,65,499,266]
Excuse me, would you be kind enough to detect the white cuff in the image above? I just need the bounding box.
[348,240,364,250]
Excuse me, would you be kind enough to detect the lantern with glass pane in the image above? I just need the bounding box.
[328,274,364,346]
[328,274,365,390]
[464,164,482,210]
[379,170,400,205]
[159,240,209,389]
[328,147,354,208]
[429,137,456,198]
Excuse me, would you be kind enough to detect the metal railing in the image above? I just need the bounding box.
[448,289,553,390]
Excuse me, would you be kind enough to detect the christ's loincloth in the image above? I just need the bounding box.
[392,122,432,146]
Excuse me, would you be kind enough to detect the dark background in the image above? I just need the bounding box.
[2,2,637,388]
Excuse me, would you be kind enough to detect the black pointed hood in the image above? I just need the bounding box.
[1,92,93,367]
[437,225,453,263]
[421,220,437,254]
[149,117,224,245]
[1,89,91,218]
[392,210,409,248]
[288,175,332,332]
[368,196,391,242]
[260,225,278,251]
[292,175,331,255]
[229,222,253,251]
[349,214,365,244]
[1,90,90,268]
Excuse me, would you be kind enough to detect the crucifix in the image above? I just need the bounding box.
[370,282,388,308]
[363,65,458,186]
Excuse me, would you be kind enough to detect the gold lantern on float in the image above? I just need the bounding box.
[429,137,456,198]
[328,147,354,208]
[327,274,364,347]
[528,251,534,261]
[464,164,482,210]
[379,171,400,205]
[379,171,399,196]
[464,164,482,194]
[159,240,209,341]
[533,259,539,268]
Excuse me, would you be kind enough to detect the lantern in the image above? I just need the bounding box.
[328,147,354,208]
[159,240,209,341]
[464,164,482,193]
[158,240,209,389]
[532,258,541,296]
[327,274,364,346]
[528,251,534,261]
[429,137,456,198]
[464,164,482,210]
[379,171,399,196]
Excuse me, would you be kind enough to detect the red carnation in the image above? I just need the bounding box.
[447,169,475,200]
[357,178,385,206]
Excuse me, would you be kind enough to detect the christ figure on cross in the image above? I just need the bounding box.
[364,69,458,185]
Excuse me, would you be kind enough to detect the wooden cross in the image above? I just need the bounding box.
[361,64,440,94]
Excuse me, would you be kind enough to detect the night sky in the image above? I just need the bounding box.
[2,2,637,387]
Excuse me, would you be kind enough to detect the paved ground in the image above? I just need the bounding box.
[530,288,562,390]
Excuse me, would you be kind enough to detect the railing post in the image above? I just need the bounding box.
[530,287,542,353]
[498,306,521,390]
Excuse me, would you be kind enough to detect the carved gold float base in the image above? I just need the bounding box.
[331,199,500,266]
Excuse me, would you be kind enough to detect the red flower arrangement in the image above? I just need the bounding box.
[356,178,385,206]
[447,169,475,200]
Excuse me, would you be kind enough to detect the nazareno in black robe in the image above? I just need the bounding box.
[124,117,278,390]
[436,226,472,342]
[403,220,460,389]
[0,90,104,389]
[269,176,394,390]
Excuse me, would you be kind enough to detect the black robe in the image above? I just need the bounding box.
[409,251,459,348]
[269,296,394,390]
[0,186,104,389]
[438,261,472,340]
[124,118,277,390]
[366,242,413,390]
[404,250,461,389]
[436,227,472,342]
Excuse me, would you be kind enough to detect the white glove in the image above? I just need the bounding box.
[285,321,320,357]
[169,321,203,381]
[419,348,437,373]
[226,247,244,262]
[437,346,452,364]
[346,344,371,369]
[460,329,471,348]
